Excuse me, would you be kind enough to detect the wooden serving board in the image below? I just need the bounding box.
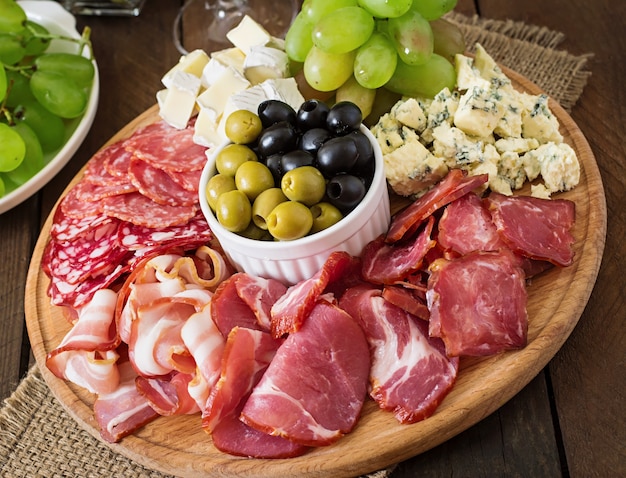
[24,69,606,478]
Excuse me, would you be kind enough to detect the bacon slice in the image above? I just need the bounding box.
[270,251,356,338]
[485,192,576,267]
[362,216,436,285]
[386,169,489,243]
[135,371,199,416]
[339,285,458,424]
[94,361,160,443]
[241,299,370,447]
[438,192,506,254]
[427,250,528,356]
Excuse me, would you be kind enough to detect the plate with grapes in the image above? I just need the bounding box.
[0,0,99,215]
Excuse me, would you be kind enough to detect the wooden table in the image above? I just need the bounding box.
[1,0,624,476]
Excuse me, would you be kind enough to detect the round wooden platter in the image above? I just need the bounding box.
[25,69,606,478]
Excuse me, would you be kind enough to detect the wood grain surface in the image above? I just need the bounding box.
[24,68,606,477]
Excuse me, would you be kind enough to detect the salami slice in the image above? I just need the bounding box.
[74,177,137,202]
[118,212,212,250]
[101,192,198,228]
[50,207,112,243]
[128,157,198,207]
[169,168,203,193]
[59,185,105,219]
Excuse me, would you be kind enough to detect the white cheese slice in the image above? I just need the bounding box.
[196,67,251,123]
[161,49,209,89]
[226,15,272,55]
[260,78,305,110]
[159,70,201,129]
[156,89,168,110]
[194,107,225,148]
[243,45,290,84]
[202,48,246,88]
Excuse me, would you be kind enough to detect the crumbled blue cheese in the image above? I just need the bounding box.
[371,42,580,198]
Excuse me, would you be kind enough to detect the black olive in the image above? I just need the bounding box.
[300,127,331,155]
[296,99,330,131]
[326,174,367,212]
[256,121,299,157]
[264,153,284,185]
[281,150,315,173]
[258,100,297,128]
[316,136,359,177]
[347,130,375,185]
[326,101,362,135]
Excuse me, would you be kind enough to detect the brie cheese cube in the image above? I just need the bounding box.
[196,67,251,123]
[159,71,201,129]
[156,89,168,109]
[193,107,225,148]
[244,45,290,84]
[260,78,305,110]
[226,15,272,55]
[161,49,209,89]
[202,48,246,88]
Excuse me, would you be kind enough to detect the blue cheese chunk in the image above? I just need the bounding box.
[454,53,489,91]
[454,84,505,138]
[495,136,540,154]
[522,142,580,196]
[390,98,427,132]
[432,123,489,168]
[383,132,448,197]
[519,92,563,144]
[370,114,408,155]
[421,88,460,143]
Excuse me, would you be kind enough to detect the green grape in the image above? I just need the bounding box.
[335,75,376,119]
[0,122,25,172]
[35,53,95,88]
[4,69,35,107]
[4,122,44,186]
[303,0,358,23]
[431,18,466,62]
[385,52,456,97]
[0,33,26,65]
[312,6,375,54]
[0,175,5,197]
[0,62,6,103]
[354,31,397,89]
[304,46,356,92]
[410,0,458,21]
[23,21,51,56]
[357,0,412,18]
[388,9,433,65]
[14,100,66,152]
[285,13,314,63]
[30,70,87,118]
[0,0,27,34]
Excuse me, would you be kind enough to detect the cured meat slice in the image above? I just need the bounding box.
[135,372,199,416]
[427,250,528,356]
[270,251,356,338]
[50,207,112,243]
[382,285,430,321]
[241,300,370,447]
[124,122,207,172]
[84,142,125,186]
[339,285,458,424]
[212,273,268,337]
[362,216,436,285]
[438,192,506,255]
[94,361,160,443]
[485,192,576,267]
[170,168,203,193]
[128,156,198,207]
[234,274,287,331]
[73,177,137,202]
[104,143,134,178]
[386,169,489,243]
[59,184,105,219]
[102,192,198,228]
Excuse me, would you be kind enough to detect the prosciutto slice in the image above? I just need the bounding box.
[135,371,200,416]
[485,192,576,267]
[386,169,489,243]
[339,285,458,424]
[427,250,528,356]
[241,299,370,447]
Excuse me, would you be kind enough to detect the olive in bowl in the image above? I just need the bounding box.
[198,103,390,285]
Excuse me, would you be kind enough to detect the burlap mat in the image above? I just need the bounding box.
[0,13,592,478]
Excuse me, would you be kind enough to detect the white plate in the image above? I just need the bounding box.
[0,0,99,215]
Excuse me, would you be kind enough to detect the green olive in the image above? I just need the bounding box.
[310,202,343,234]
[215,143,257,176]
[239,221,274,240]
[215,189,252,232]
[235,160,275,201]
[266,201,313,241]
[205,173,236,211]
[280,166,326,206]
[252,187,288,230]
[225,109,263,144]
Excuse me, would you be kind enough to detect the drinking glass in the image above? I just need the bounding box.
[61,0,146,16]
[173,0,299,55]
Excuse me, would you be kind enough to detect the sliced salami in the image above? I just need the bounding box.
[50,207,112,243]
[74,176,137,202]
[59,185,105,219]
[101,192,198,228]
[169,168,203,193]
[128,157,198,207]
[117,212,211,250]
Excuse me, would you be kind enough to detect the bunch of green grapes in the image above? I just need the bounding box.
[0,0,95,198]
[285,0,465,115]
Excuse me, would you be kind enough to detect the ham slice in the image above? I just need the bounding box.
[427,250,528,356]
[241,299,370,447]
[339,285,458,424]
[485,192,576,267]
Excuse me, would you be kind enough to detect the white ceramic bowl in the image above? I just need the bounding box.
[0,1,99,215]
[199,125,390,285]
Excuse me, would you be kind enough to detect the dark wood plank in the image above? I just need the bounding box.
[470,0,626,476]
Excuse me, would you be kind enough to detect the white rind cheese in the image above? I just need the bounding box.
[243,45,290,84]
[159,70,202,129]
[226,15,272,55]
